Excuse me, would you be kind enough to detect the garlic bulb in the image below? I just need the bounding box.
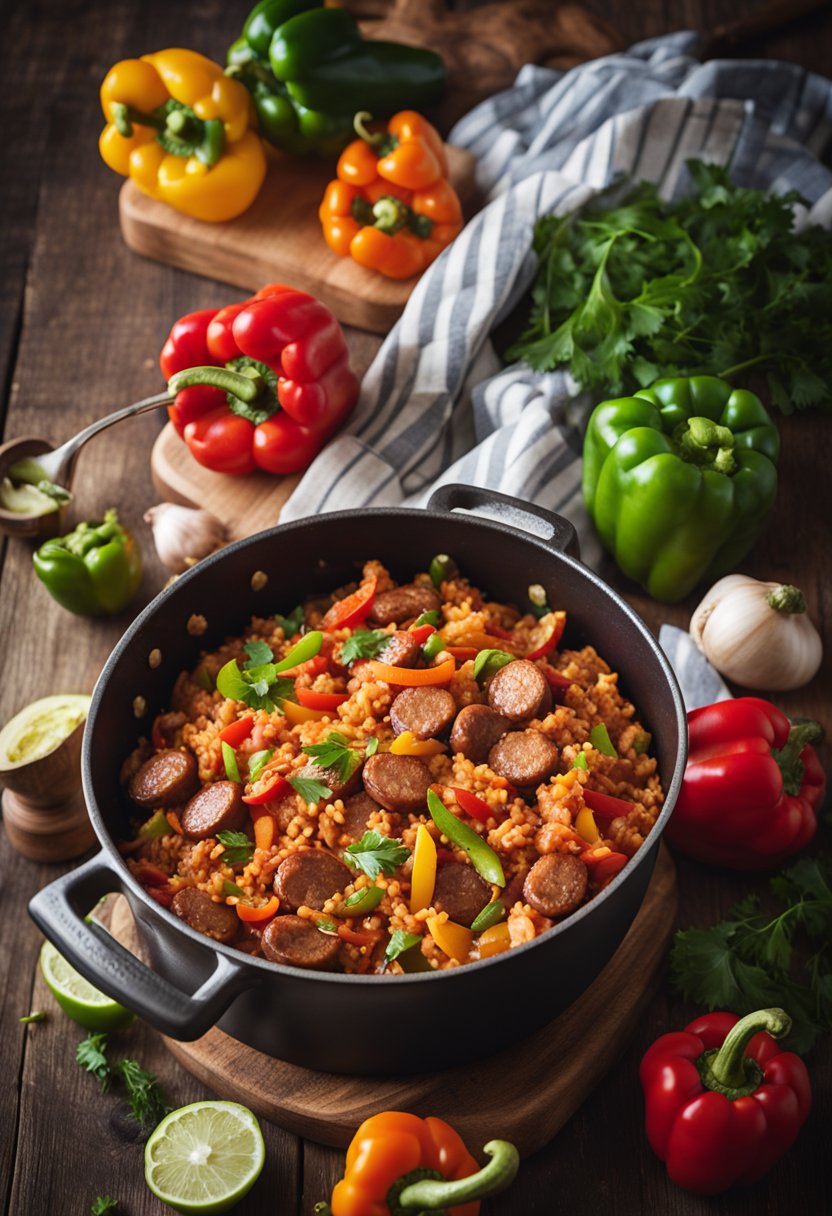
[690,574,823,691]
[143,503,226,573]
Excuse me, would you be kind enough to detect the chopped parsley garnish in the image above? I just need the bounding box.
[77,1032,111,1090]
[345,831,410,881]
[217,830,254,866]
[91,1198,119,1216]
[216,633,322,711]
[340,629,390,665]
[288,773,333,805]
[115,1058,170,1132]
[221,740,241,782]
[302,731,361,783]
[275,605,304,637]
[242,638,274,670]
[385,929,422,964]
[249,748,274,782]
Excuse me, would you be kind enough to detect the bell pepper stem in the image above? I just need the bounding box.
[167,364,266,402]
[767,584,807,615]
[353,109,398,156]
[395,1140,520,1210]
[772,719,823,795]
[111,101,165,137]
[697,1008,791,1098]
[676,415,736,474]
[312,1205,331,1215]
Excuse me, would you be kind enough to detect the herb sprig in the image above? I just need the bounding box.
[217,830,255,866]
[340,629,390,665]
[508,159,832,413]
[77,1033,170,1132]
[345,831,410,880]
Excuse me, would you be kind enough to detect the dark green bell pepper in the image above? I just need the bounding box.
[582,376,780,603]
[33,508,143,616]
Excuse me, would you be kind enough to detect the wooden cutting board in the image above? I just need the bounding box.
[119,144,477,336]
[110,845,676,1157]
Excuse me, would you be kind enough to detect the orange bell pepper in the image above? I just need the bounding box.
[236,894,279,923]
[316,1111,520,1216]
[319,111,463,280]
[390,731,447,757]
[368,657,455,687]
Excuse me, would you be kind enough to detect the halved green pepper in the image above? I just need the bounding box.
[582,376,779,603]
[33,508,143,616]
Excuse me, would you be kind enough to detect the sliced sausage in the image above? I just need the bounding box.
[362,752,432,813]
[488,730,559,789]
[261,915,341,970]
[378,630,423,668]
[433,863,492,927]
[523,854,588,918]
[292,761,361,804]
[171,887,239,944]
[273,849,352,911]
[180,780,246,840]
[152,711,187,748]
[390,687,456,740]
[368,584,441,627]
[487,660,552,723]
[340,791,383,842]
[450,704,511,765]
[128,749,199,809]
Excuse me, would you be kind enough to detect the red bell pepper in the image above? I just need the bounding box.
[242,771,290,805]
[295,687,349,711]
[321,577,377,630]
[218,714,255,748]
[666,697,825,870]
[159,283,359,476]
[640,1007,811,1195]
[525,611,566,660]
[452,786,499,825]
[582,788,634,822]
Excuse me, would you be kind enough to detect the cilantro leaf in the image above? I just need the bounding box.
[302,732,361,784]
[345,831,410,880]
[217,830,254,866]
[91,1198,119,1216]
[20,1010,47,1024]
[340,629,390,665]
[243,639,274,669]
[288,773,333,805]
[114,1058,170,1132]
[385,929,422,964]
[77,1032,111,1090]
[275,605,304,637]
[216,657,295,713]
[365,736,379,757]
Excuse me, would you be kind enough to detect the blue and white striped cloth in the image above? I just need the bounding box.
[281,31,832,596]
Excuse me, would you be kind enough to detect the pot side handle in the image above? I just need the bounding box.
[28,852,253,1040]
[427,484,580,558]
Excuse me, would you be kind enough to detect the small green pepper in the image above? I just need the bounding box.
[340,885,385,917]
[471,900,506,932]
[421,632,446,661]
[427,790,505,887]
[33,508,142,616]
[589,723,617,757]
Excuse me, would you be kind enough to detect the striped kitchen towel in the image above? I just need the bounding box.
[280,30,832,574]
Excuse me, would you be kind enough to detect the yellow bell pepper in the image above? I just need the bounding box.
[390,730,447,757]
[409,824,437,914]
[427,914,473,963]
[574,806,600,843]
[478,922,511,958]
[99,49,267,222]
[282,699,328,725]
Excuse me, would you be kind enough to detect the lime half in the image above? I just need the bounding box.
[39,940,135,1031]
[145,1101,265,1214]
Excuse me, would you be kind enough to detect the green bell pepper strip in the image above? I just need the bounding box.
[427,789,505,887]
[582,375,779,604]
[33,508,142,616]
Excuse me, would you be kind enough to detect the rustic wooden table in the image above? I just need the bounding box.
[1,2,830,1213]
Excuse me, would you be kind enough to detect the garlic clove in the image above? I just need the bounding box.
[143,503,226,574]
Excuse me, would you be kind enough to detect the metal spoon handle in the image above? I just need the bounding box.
[41,390,173,485]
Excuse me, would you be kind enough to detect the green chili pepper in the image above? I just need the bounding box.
[136,810,170,843]
[222,879,247,898]
[274,630,323,672]
[32,508,142,616]
[421,632,446,661]
[471,900,506,933]
[427,789,505,887]
[589,723,617,757]
[222,741,241,782]
[429,553,458,588]
[582,376,779,603]
[573,751,588,771]
[472,649,514,684]
[341,885,385,917]
[412,610,441,628]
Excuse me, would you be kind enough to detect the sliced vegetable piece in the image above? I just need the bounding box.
[341,885,385,917]
[573,751,588,770]
[321,578,377,630]
[282,699,328,725]
[409,824,437,913]
[390,730,446,757]
[237,895,280,922]
[242,772,290,805]
[409,623,436,645]
[274,631,323,673]
[251,807,276,850]
[421,632,446,661]
[574,807,599,843]
[368,657,455,686]
[429,554,457,587]
[427,915,472,963]
[295,687,349,711]
[525,610,566,660]
[136,810,170,843]
[592,852,628,886]
[222,740,241,782]
[427,789,505,887]
[218,714,255,747]
[337,924,377,947]
[589,723,617,757]
[583,788,634,821]
[472,649,514,684]
[478,921,511,958]
[248,749,274,782]
[471,900,506,932]
[452,786,495,825]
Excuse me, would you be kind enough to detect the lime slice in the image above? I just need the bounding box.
[145,1101,265,1214]
[39,940,135,1031]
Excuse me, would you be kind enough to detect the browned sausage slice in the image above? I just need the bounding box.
[273,849,352,911]
[487,730,559,789]
[129,749,199,809]
[378,631,423,668]
[261,915,341,970]
[523,854,588,917]
[390,687,456,740]
[368,585,441,627]
[340,791,383,841]
[362,752,432,813]
[449,704,511,764]
[292,761,361,803]
[170,887,239,944]
[487,660,552,723]
[180,780,246,840]
[433,863,492,927]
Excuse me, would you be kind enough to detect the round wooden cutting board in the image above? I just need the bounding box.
[110,845,676,1158]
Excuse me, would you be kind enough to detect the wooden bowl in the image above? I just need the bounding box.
[0,436,69,541]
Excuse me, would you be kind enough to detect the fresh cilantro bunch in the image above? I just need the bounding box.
[508,159,832,412]
[670,856,832,1053]
[77,1033,170,1131]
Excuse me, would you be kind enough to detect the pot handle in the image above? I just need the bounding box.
[28,851,253,1040]
[427,484,580,557]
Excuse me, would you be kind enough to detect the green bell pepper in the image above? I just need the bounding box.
[33,508,143,616]
[582,376,779,603]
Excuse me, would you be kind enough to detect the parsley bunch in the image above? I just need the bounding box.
[77,1033,170,1132]
[671,857,832,1053]
[508,159,832,412]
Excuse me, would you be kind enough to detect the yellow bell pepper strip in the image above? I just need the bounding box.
[282,699,328,725]
[99,49,267,221]
[478,922,511,959]
[368,657,455,686]
[574,807,600,843]
[427,915,473,964]
[390,731,447,757]
[409,824,437,914]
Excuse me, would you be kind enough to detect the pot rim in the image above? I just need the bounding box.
[83,504,688,986]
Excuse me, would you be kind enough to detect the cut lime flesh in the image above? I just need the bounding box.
[145,1101,265,1215]
[39,939,134,1031]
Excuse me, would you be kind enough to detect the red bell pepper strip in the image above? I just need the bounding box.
[446,646,478,661]
[321,578,377,630]
[242,772,290,805]
[295,687,349,711]
[666,697,825,870]
[589,851,627,885]
[452,787,499,825]
[582,788,634,821]
[218,714,255,748]
[640,1007,811,1195]
[408,623,436,645]
[159,283,359,476]
[525,611,566,660]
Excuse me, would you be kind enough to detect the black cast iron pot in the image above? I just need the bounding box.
[30,485,687,1075]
